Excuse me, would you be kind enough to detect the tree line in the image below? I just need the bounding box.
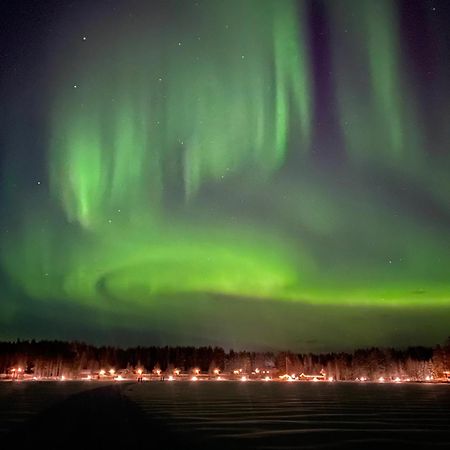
[0,339,449,380]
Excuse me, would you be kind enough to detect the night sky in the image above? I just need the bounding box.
[0,0,449,351]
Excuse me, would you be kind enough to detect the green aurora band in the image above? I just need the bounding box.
[1,0,449,347]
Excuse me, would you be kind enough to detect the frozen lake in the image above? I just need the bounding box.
[2,381,450,449]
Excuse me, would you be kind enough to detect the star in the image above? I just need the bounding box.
[82,36,87,41]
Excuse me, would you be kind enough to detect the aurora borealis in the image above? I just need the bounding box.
[1,0,449,350]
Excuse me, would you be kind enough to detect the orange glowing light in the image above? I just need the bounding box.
[191,376,198,381]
